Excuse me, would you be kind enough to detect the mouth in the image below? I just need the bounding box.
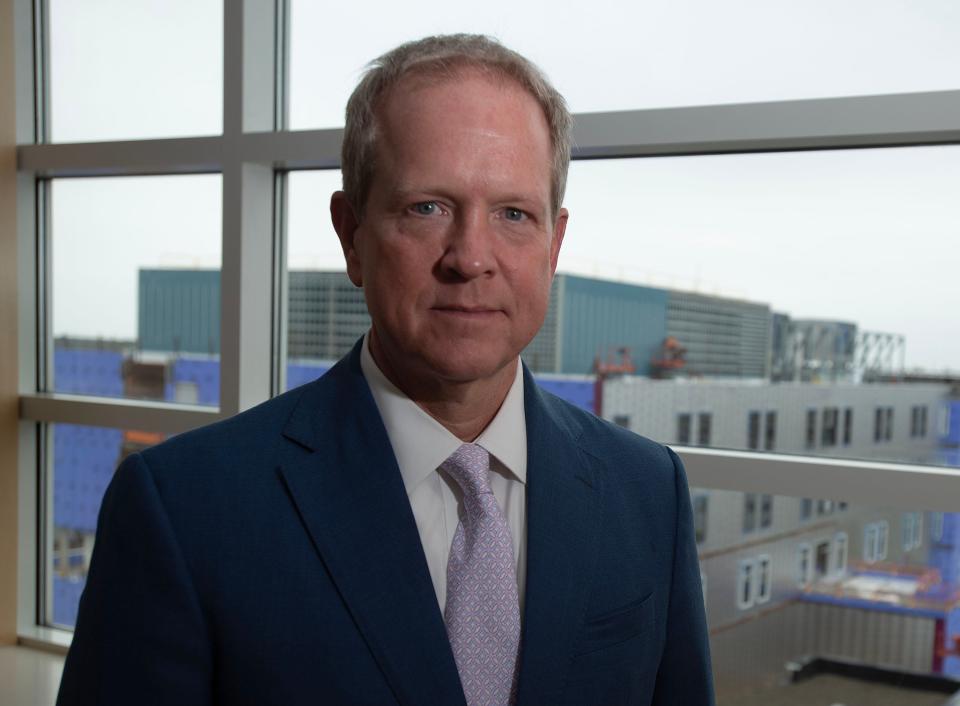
[432,306,503,318]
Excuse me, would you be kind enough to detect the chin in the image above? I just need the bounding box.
[420,348,517,384]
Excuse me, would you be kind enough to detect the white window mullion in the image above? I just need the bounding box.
[220,0,282,415]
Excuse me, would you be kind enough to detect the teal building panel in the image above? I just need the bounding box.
[139,269,220,354]
[559,275,668,376]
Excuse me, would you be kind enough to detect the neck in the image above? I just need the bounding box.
[368,332,518,442]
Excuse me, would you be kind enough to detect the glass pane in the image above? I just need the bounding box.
[284,169,358,390]
[289,1,960,129]
[51,175,221,406]
[50,423,166,628]
[49,0,222,142]
[283,146,960,469]
[695,487,960,705]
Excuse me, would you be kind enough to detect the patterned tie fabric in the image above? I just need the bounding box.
[442,443,521,706]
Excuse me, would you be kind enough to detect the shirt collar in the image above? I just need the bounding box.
[360,333,527,495]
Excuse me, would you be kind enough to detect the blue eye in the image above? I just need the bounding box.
[504,207,525,222]
[412,202,439,216]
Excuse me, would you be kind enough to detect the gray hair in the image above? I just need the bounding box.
[341,34,572,220]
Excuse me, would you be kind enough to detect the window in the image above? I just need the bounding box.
[743,493,757,533]
[815,540,831,579]
[15,0,960,681]
[737,559,756,610]
[842,408,853,445]
[760,494,773,529]
[877,521,889,559]
[747,411,761,450]
[911,405,929,438]
[805,410,817,449]
[48,0,223,142]
[821,407,838,447]
[833,532,848,575]
[764,411,777,451]
[50,177,222,405]
[865,521,890,562]
[797,543,812,588]
[931,512,945,542]
[756,555,772,604]
[677,413,692,444]
[613,415,630,428]
[865,524,879,562]
[884,407,895,441]
[817,499,834,516]
[693,494,709,544]
[874,407,884,442]
[903,512,923,551]
[697,413,712,447]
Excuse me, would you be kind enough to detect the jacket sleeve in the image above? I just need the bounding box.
[651,447,715,706]
[56,452,212,706]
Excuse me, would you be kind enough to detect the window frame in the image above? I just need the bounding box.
[8,0,960,646]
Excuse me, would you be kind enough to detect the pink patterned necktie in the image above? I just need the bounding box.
[442,443,521,706]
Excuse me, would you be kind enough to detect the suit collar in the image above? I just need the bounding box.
[279,340,466,706]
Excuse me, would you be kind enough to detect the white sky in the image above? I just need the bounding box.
[48,0,960,372]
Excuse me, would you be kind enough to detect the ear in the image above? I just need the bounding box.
[330,191,364,287]
[549,206,568,276]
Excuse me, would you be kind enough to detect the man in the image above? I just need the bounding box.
[58,35,713,705]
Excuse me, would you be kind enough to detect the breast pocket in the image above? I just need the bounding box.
[573,591,656,658]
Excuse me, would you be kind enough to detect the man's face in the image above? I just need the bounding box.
[333,70,567,388]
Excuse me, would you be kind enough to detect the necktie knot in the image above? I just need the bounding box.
[441,443,493,501]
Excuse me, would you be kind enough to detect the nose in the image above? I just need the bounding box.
[439,209,497,281]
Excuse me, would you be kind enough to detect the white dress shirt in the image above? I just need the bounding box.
[360,334,528,613]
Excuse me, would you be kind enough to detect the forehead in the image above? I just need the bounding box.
[372,69,553,191]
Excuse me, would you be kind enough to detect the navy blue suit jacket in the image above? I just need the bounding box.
[58,341,713,705]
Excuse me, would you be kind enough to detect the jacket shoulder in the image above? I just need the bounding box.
[534,383,677,479]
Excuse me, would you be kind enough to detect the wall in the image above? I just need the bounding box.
[0,0,20,644]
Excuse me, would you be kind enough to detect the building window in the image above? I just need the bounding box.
[865,521,890,562]
[693,494,708,544]
[743,493,757,533]
[884,407,894,441]
[797,543,812,588]
[747,411,761,450]
[821,407,838,447]
[805,409,817,449]
[817,499,834,516]
[833,532,848,575]
[756,555,772,604]
[931,512,944,542]
[613,414,630,428]
[800,498,813,522]
[677,413,691,444]
[842,407,853,445]
[903,512,922,551]
[911,406,929,438]
[874,407,884,442]
[815,540,831,579]
[760,494,773,529]
[764,411,777,451]
[737,559,755,610]
[697,412,712,447]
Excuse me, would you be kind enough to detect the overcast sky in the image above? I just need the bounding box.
[49,0,960,372]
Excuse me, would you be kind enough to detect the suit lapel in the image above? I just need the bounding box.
[515,368,603,705]
[277,343,466,706]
